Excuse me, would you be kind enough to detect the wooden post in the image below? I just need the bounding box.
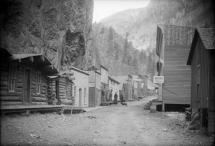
[161,83,165,111]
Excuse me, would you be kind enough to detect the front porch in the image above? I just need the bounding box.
[1,104,66,115]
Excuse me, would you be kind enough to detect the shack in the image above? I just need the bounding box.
[0,49,58,106]
[187,28,215,134]
[88,66,101,107]
[156,25,194,111]
[70,66,89,107]
[48,71,74,105]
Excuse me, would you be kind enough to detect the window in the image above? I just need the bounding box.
[74,86,76,97]
[84,88,86,104]
[8,63,17,93]
[36,72,41,94]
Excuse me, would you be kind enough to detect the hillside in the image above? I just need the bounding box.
[89,0,214,77]
[86,23,154,76]
[101,0,214,52]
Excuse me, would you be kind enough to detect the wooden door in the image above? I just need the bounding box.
[24,69,31,104]
[56,79,59,102]
[89,87,95,107]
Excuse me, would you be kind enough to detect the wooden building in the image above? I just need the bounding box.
[48,71,74,105]
[187,28,215,134]
[88,67,101,107]
[108,76,120,101]
[156,25,194,110]
[100,65,110,104]
[131,75,145,99]
[70,66,89,107]
[0,49,58,106]
[113,75,133,101]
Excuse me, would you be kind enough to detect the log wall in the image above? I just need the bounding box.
[0,60,48,105]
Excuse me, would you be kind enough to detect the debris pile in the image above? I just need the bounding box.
[187,110,200,130]
[144,99,159,110]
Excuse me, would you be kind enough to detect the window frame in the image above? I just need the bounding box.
[8,63,17,93]
[36,71,41,94]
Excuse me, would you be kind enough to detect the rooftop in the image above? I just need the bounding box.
[187,28,215,65]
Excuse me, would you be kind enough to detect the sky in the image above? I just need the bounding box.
[93,0,150,22]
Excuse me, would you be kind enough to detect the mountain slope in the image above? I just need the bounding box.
[101,0,215,52]
[87,23,154,76]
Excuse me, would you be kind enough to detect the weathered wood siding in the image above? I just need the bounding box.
[49,77,73,105]
[207,50,215,133]
[0,60,48,105]
[31,71,48,104]
[188,28,215,134]
[190,38,201,112]
[0,61,23,105]
[159,25,194,105]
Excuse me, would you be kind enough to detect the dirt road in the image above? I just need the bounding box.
[1,97,214,146]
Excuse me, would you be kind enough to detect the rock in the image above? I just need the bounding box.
[162,128,168,132]
[30,133,40,139]
[87,116,96,119]
[63,109,72,114]
[0,0,94,70]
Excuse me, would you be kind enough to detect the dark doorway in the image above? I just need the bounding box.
[24,69,31,104]
[55,79,60,104]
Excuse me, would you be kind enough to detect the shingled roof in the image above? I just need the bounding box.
[187,28,215,65]
[198,28,215,50]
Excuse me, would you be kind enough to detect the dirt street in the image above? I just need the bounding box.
[1,97,214,146]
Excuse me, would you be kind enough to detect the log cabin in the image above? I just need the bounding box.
[0,48,58,106]
[48,71,74,105]
[187,28,215,134]
[88,66,101,107]
[156,25,194,111]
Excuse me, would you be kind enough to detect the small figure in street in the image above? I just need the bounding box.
[114,92,118,104]
[120,92,124,103]
[120,92,127,106]
[109,89,113,101]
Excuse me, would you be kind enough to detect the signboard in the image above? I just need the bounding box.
[153,76,164,84]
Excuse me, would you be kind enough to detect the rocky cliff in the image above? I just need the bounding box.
[0,0,93,71]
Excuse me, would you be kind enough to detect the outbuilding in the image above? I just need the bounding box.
[70,66,89,107]
[187,28,215,134]
[48,71,74,105]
